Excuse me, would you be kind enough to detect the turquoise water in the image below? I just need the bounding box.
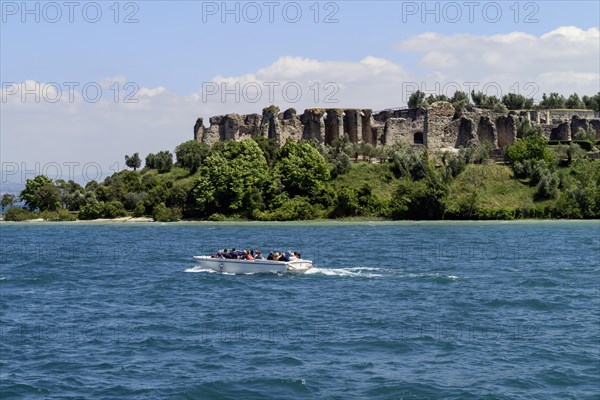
[1,221,599,399]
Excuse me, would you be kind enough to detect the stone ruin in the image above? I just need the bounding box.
[194,104,600,153]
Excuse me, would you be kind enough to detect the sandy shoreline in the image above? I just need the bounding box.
[0,217,154,223]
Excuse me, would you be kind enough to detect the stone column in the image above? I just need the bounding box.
[325,108,344,145]
[361,110,373,145]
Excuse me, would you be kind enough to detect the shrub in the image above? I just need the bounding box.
[194,139,270,216]
[133,202,146,217]
[152,203,181,222]
[124,192,148,210]
[389,178,447,220]
[535,171,560,200]
[331,188,360,217]
[175,140,210,172]
[3,207,37,221]
[78,198,105,220]
[390,143,430,180]
[553,143,587,165]
[275,140,330,197]
[442,151,466,178]
[464,142,493,164]
[530,160,550,185]
[331,152,351,178]
[254,197,320,221]
[574,127,595,141]
[476,207,516,220]
[40,209,77,221]
[493,102,508,113]
[207,213,227,221]
[103,200,127,218]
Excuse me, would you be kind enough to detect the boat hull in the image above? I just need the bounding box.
[192,256,312,274]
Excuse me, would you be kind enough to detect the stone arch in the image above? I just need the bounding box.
[413,132,424,145]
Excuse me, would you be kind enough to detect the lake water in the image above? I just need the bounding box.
[1,221,599,399]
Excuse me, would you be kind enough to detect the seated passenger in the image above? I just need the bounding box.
[266,252,274,260]
[281,251,296,262]
[255,250,263,260]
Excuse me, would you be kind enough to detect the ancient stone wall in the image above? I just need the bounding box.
[496,115,517,148]
[426,102,454,150]
[550,122,570,140]
[589,120,600,139]
[194,105,600,152]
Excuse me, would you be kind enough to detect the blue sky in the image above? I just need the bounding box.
[1,1,599,180]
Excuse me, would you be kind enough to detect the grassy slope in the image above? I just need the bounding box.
[446,164,543,211]
[333,163,553,213]
[141,167,200,187]
[330,163,396,199]
[140,163,556,216]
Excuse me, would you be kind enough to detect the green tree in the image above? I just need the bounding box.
[175,140,210,172]
[574,127,595,141]
[343,142,360,162]
[274,140,330,199]
[1,193,16,212]
[389,178,447,220]
[194,139,270,216]
[78,197,105,220]
[360,142,374,162]
[408,90,427,108]
[332,187,360,217]
[472,91,505,109]
[565,93,585,109]
[152,203,181,222]
[426,94,450,104]
[103,200,127,218]
[133,202,146,217]
[154,151,174,173]
[450,91,471,112]
[390,142,431,180]
[145,153,156,169]
[493,102,509,113]
[125,153,142,171]
[330,152,351,178]
[501,93,534,110]
[582,93,600,111]
[516,118,544,138]
[56,179,85,210]
[20,175,61,211]
[167,184,189,209]
[251,135,278,167]
[539,92,566,109]
[330,134,351,157]
[85,180,99,192]
[506,122,554,179]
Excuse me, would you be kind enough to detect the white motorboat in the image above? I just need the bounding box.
[192,255,313,274]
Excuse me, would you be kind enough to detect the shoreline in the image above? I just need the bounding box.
[1,217,599,225]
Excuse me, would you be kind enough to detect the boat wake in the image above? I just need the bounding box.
[184,266,219,274]
[305,266,384,278]
[184,266,267,275]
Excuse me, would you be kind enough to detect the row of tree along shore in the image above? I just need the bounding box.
[407,90,600,112]
[2,118,600,222]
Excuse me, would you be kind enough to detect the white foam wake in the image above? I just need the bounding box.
[305,267,383,278]
[184,266,218,273]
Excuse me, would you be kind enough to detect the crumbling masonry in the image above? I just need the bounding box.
[194,103,600,152]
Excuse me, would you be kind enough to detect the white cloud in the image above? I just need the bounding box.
[396,26,600,96]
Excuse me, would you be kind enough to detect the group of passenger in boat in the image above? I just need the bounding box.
[211,249,301,261]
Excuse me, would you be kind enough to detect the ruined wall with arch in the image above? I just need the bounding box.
[194,104,600,152]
